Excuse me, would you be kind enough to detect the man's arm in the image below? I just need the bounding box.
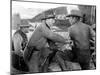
[13,33,23,56]
[41,24,67,44]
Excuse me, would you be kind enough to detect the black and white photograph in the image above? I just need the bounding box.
[11,0,96,74]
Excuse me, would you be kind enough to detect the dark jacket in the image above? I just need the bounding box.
[68,22,95,50]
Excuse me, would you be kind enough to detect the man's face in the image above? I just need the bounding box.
[68,16,76,25]
[46,18,55,27]
[22,27,29,33]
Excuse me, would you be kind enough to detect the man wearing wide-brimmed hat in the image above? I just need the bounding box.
[11,22,32,74]
[66,9,95,70]
[12,23,32,53]
[23,12,69,72]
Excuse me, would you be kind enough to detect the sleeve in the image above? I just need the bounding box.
[41,24,67,44]
[13,33,23,52]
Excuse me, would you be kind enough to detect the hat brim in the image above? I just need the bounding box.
[20,25,32,27]
[66,14,82,18]
[41,16,55,20]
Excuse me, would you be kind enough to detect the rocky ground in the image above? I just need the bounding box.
[48,60,95,72]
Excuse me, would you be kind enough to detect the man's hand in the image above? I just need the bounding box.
[15,50,23,56]
[60,44,72,52]
[65,40,73,44]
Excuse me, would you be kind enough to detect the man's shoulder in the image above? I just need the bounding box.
[14,30,20,36]
[34,23,43,31]
[79,22,90,27]
[68,22,87,30]
[68,25,75,31]
[35,22,49,33]
[13,30,23,38]
[36,23,45,29]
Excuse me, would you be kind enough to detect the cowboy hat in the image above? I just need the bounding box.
[41,14,55,20]
[41,9,55,20]
[66,9,82,17]
[19,24,32,28]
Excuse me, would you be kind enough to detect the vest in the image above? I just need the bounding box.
[11,30,29,71]
[13,30,28,51]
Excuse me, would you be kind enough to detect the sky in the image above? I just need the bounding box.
[12,1,78,19]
